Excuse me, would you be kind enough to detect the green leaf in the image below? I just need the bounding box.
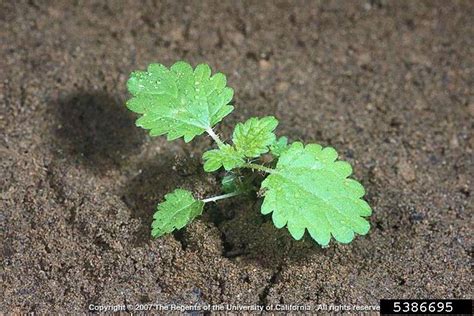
[202,145,245,172]
[221,173,254,194]
[127,61,234,142]
[261,142,372,246]
[221,174,238,193]
[269,136,289,157]
[151,189,204,237]
[232,116,278,157]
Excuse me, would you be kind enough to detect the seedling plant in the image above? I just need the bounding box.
[126,61,372,246]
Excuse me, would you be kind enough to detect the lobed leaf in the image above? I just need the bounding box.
[232,116,278,157]
[269,136,289,157]
[151,189,204,237]
[261,142,372,246]
[127,62,234,142]
[202,145,245,172]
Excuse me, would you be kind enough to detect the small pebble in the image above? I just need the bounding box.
[397,159,416,182]
[450,134,459,148]
[259,59,272,71]
[276,81,289,93]
[229,31,245,46]
[468,103,474,117]
[170,27,184,42]
[357,52,371,66]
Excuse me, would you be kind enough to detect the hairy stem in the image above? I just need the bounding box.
[202,191,241,203]
[243,163,275,174]
[205,127,225,148]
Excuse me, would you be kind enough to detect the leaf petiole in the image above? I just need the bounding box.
[242,163,275,174]
[205,127,225,148]
[202,191,241,203]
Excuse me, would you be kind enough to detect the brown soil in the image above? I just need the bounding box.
[1,0,472,313]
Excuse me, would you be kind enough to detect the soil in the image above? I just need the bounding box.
[1,0,473,313]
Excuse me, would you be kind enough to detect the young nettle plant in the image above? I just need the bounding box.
[126,61,372,246]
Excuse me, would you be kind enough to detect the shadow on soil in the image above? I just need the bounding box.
[205,199,325,268]
[51,92,319,267]
[52,92,144,173]
[120,152,203,246]
[122,153,321,268]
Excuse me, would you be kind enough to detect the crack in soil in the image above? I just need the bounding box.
[258,264,284,310]
[172,230,188,251]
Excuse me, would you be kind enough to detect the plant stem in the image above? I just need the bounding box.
[202,191,241,203]
[205,127,225,148]
[243,163,275,174]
